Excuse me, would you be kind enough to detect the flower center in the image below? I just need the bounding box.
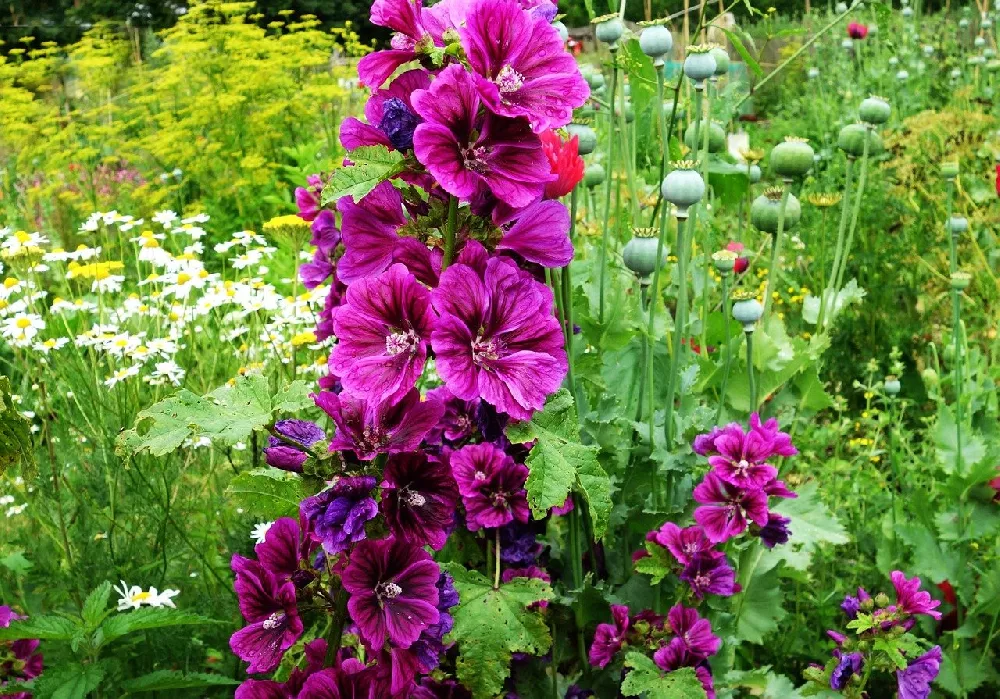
[496,64,525,94]
[375,581,403,601]
[734,459,750,476]
[471,334,502,365]
[474,470,487,481]
[401,488,427,508]
[694,574,711,589]
[461,145,489,174]
[360,426,387,453]
[262,611,285,630]
[385,328,419,356]
[683,542,699,553]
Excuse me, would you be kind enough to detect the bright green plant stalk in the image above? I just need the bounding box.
[717,274,733,424]
[762,186,792,321]
[664,214,690,446]
[737,160,753,244]
[746,329,757,411]
[442,195,459,270]
[598,50,619,325]
[887,395,898,562]
[698,84,713,355]
[817,157,855,331]
[562,187,579,403]
[834,132,871,291]
[619,73,640,227]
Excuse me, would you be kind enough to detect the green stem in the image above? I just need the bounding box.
[563,188,579,402]
[699,83,713,355]
[442,195,459,270]
[664,214,689,446]
[817,157,855,331]
[746,330,757,412]
[717,274,732,424]
[494,528,502,589]
[598,51,619,325]
[762,187,792,321]
[834,132,871,291]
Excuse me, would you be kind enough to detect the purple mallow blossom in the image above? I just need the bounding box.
[342,537,441,649]
[692,472,769,544]
[493,199,573,268]
[342,69,430,151]
[0,605,43,697]
[300,476,379,555]
[830,651,864,690]
[412,64,554,208]
[330,263,435,405]
[679,553,740,599]
[657,605,721,667]
[431,244,567,420]
[263,419,325,473]
[588,604,629,668]
[451,443,530,530]
[897,646,942,699]
[314,388,444,461]
[336,181,405,285]
[230,555,303,674]
[758,512,792,549]
[234,638,327,698]
[705,423,779,489]
[891,571,942,620]
[381,452,459,550]
[295,174,323,222]
[840,588,871,620]
[652,522,717,566]
[460,0,588,133]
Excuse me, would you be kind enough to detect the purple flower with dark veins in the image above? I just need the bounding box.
[830,651,864,690]
[300,476,379,555]
[652,522,718,566]
[679,553,740,599]
[758,512,791,549]
[588,605,629,668]
[896,646,942,699]
[381,452,459,550]
[412,64,554,208]
[336,181,405,285]
[460,0,589,133]
[692,472,769,543]
[840,587,871,620]
[330,263,434,405]
[451,442,530,530]
[230,555,303,674]
[263,419,325,473]
[342,69,431,151]
[890,571,942,620]
[314,389,444,461]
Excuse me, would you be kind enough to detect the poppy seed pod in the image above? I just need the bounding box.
[896,69,909,81]
[770,137,815,180]
[751,188,802,233]
[950,67,962,79]
[662,100,686,120]
[808,67,820,79]
[922,367,939,387]
[903,7,914,17]
[595,15,625,46]
[838,124,883,157]
[975,36,987,48]
[958,17,969,28]
[940,161,959,180]
[749,164,762,183]
[947,216,969,235]
[950,271,972,290]
[923,45,935,56]
[684,121,727,153]
[567,123,598,156]
[584,163,606,188]
[623,228,666,280]
[553,21,569,42]
[586,71,605,90]
[661,162,705,214]
[983,18,993,29]
[712,249,737,273]
[683,47,717,86]
[835,1,848,12]
[884,376,901,395]
[639,25,673,61]
[888,56,899,67]
[731,297,764,330]
[842,38,854,51]
[859,96,891,125]
[709,46,730,76]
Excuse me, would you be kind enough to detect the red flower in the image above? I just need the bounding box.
[726,241,750,274]
[540,130,585,199]
[847,22,868,39]
[995,164,999,197]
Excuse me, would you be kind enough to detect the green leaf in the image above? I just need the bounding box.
[115,389,211,457]
[0,376,32,473]
[634,541,674,585]
[706,160,750,207]
[226,468,310,519]
[896,523,960,584]
[320,145,405,204]
[0,681,34,696]
[937,645,987,695]
[0,614,77,642]
[873,637,908,670]
[0,551,33,575]
[933,404,986,475]
[33,663,104,699]
[274,380,314,413]
[621,653,708,698]
[734,565,787,644]
[98,608,223,646]
[506,389,612,537]
[82,581,112,628]
[121,670,239,692]
[201,375,280,445]
[758,481,849,574]
[720,27,763,77]
[443,562,553,699]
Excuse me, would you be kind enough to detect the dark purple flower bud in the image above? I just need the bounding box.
[830,651,864,690]
[758,512,792,548]
[379,96,420,151]
[264,419,326,473]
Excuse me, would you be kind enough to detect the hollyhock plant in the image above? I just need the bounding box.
[230,556,304,674]
[329,263,435,405]
[704,423,779,489]
[300,476,379,555]
[450,442,530,530]
[588,604,629,668]
[539,130,585,199]
[431,247,567,420]
[459,0,589,133]
[657,605,721,667]
[493,199,573,268]
[381,452,460,549]
[425,386,479,446]
[254,516,316,583]
[358,0,435,88]
[314,388,444,461]
[758,512,792,549]
[234,638,327,698]
[263,419,326,473]
[830,651,863,690]
[341,537,441,649]
[412,64,554,208]
[652,522,718,565]
[336,181,406,285]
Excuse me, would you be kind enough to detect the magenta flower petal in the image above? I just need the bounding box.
[588,604,629,668]
[495,199,572,268]
[230,555,303,674]
[450,443,529,530]
[896,645,942,699]
[382,452,459,549]
[692,473,769,543]
[890,571,942,620]
[337,181,406,285]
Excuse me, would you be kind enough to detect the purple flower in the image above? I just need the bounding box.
[499,522,542,565]
[830,651,864,690]
[460,0,588,133]
[295,174,323,222]
[297,660,376,699]
[342,537,441,649]
[425,386,479,446]
[692,425,726,455]
[679,553,740,599]
[750,413,798,456]
[300,476,379,555]
[665,604,721,663]
[0,605,43,695]
[263,419,325,473]
[337,181,405,285]
[412,64,553,208]
[589,604,629,668]
[758,512,791,548]
[652,522,717,566]
[316,279,347,342]
[230,555,303,674]
[692,473,769,543]
[493,199,573,268]
[315,389,444,461]
[300,248,335,290]
[431,248,567,420]
[381,452,459,550]
[450,443,530,531]
[891,571,942,620]
[234,638,327,698]
[254,516,314,582]
[706,423,779,490]
[330,263,434,405]
[358,0,433,88]
[841,587,871,620]
[565,687,594,699]
[342,69,431,151]
[311,209,340,254]
[897,646,942,699]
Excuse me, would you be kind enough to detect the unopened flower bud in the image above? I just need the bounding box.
[594,14,625,46]
[884,376,901,395]
[922,367,939,387]
[861,595,877,611]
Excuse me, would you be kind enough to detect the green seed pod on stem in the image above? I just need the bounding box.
[683,121,726,153]
[859,96,891,125]
[838,124,883,158]
[770,136,815,180]
[623,228,665,281]
[594,14,625,46]
[751,187,802,233]
[567,123,597,156]
[683,44,717,87]
[584,163,606,188]
[661,160,705,215]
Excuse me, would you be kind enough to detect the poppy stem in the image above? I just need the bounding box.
[598,49,619,325]
[442,195,459,270]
